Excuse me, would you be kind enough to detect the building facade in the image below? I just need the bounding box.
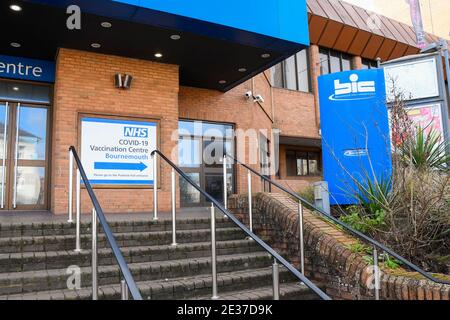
[0,0,446,215]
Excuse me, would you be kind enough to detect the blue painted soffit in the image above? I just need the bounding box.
[24,0,309,52]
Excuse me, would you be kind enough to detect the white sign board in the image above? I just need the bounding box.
[384,57,439,102]
[80,117,157,186]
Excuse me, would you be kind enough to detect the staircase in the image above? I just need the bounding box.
[0,216,318,300]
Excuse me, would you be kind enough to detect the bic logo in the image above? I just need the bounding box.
[329,74,376,101]
[124,127,148,138]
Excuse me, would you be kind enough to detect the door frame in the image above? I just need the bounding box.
[179,120,236,208]
[0,100,52,211]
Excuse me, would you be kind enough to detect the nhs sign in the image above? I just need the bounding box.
[124,127,149,138]
[318,69,392,205]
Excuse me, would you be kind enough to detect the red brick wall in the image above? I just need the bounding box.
[51,48,179,215]
[179,73,274,195]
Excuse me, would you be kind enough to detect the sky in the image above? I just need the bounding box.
[341,0,450,40]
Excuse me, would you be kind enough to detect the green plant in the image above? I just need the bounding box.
[297,185,315,204]
[340,206,386,234]
[347,242,371,255]
[399,127,450,171]
[381,253,401,269]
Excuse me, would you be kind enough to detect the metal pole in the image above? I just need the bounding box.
[152,153,158,221]
[75,168,81,252]
[68,150,74,223]
[210,203,219,300]
[171,168,177,246]
[92,208,98,300]
[272,258,280,300]
[298,201,305,275]
[121,279,129,300]
[373,246,380,300]
[247,170,253,232]
[223,155,227,210]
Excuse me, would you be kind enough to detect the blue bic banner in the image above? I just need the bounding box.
[318,69,392,205]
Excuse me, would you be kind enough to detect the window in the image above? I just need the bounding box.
[286,150,320,176]
[361,59,378,69]
[319,48,353,75]
[270,48,310,92]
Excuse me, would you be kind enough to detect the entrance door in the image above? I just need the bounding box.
[0,102,49,210]
[179,120,234,207]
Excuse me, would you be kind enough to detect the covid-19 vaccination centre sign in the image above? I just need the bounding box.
[318,69,392,205]
[80,116,158,186]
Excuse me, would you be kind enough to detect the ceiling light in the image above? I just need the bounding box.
[91,43,101,48]
[101,22,112,28]
[10,42,21,48]
[170,35,181,40]
[12,86,19,91]
[238,68,247,73]
[10,4,22,12]
[154,53,163,58]
[261,53,271,59]
[218,80,227,84]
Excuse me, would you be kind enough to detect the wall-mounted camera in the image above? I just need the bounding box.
[244,91,264,104]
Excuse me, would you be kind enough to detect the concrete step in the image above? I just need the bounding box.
[0,239,263,273]
[0,218,234,238]
[0,227,245,253]
[194,283,320,300]
[1,268,304,300]
[0,252,272,295]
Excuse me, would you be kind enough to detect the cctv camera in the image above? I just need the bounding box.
[254,94,264,104]
[245,91,253,99]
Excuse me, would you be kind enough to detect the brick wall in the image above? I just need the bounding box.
[52,48,179,215]
[229,193,450,300]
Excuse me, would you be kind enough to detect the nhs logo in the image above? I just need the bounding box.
[329,74,376,101]
[124,127,148,138]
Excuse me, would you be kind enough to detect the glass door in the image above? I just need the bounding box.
[0,101,49,210]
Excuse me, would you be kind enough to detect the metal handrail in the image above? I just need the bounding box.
[69,146,143,300]
[151,149,331,300]
[227,154,450,286]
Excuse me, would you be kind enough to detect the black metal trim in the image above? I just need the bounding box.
[69,146,143,300]
[228,154,450,286]
[151,149,332,300]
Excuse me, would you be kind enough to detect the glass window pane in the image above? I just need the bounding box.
[284,56,297,90]
[180,173,201,205]
[17,106,47,160]
[0,104,8,159]
[308,152,320,175]
[286,150,297,176]
[341,54,352,71]
[205,174,224,203]
[271,63,284,88]
[319,49,329,75]
[0,81,51,104]
[296,49,310,92]
[179,137,200,168]
[330,51,341,73]
[295,152,308,176]
[16,166,45,206]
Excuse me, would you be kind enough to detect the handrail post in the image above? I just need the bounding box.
[92,208,98,300]
[298,201,305,276]
[152,153,158,221]
[272,258,280,300]
[210,203,219,300]
[373,246,380,300]
[223,155,227,210]
[68,150,74,223]
[75,168,81,252]
[247,169,253,232]
[171,168,177,246]
[121,279,129,300]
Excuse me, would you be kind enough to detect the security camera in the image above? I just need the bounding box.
[245,91,253,99]
[254,94,264,104]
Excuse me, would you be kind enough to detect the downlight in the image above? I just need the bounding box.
[10,4,22,12]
